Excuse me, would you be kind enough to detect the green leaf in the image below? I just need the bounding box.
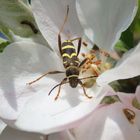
[0,0,38,40]
[0,37,6,44]
[115,40,128,52]
[0,37,9,52]
[133,0,140,44]
[101,95,120,105]
[110,76,140,93]
[120,28,134,50]
[132,97,140,110]
[118,0,140,50]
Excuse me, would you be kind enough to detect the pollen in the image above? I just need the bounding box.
[81,53,86,57]
[80,46,114,88]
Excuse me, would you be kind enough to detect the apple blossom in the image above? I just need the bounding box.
[0,40,105,134]
[48,86,140,140]
[0,0,139,137]
[31,0,140,86]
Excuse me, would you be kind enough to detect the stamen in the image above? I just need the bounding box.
[85,66,90,70]
[123,108,135,124]
[79,46,114,88]
[94,60,101,65]
[83,41,88,47]
[81,53,86,57]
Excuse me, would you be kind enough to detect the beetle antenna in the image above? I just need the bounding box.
[48,83,62,96]
[59,5,69,35]
[48,80,68,96]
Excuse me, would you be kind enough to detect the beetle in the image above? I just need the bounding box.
[27,5,96,100]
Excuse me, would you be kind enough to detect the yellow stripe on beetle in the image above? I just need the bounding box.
[62,53,77,58]
[67,75,79,78]
[63,61,68,64]
[66,65,78,70]
[62,45,75,50]
[63,40,71,43]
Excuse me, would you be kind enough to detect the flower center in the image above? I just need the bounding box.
[79,46,115,87]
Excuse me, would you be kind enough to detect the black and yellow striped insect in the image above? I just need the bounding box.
[27,5,96,100]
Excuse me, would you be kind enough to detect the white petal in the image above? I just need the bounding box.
[76,0,138,50]
[134,86,140,130]
[31,0,83,53]
[0,127,44,140]
[117,92,134,106]
[97,42,140,86]
[0,41,62,120]
[0,40,106,134]
[0,120,6,134]
[135,110,140,131]
[73,103,140,140]
[4,86,105,134]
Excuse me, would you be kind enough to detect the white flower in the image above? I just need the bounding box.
[48,86,140,140]
[0,0,139,136]
[0,41,104,134]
